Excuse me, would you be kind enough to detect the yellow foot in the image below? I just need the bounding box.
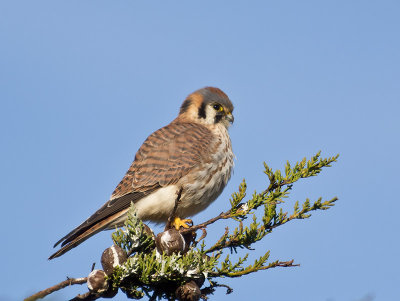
[173,217,193,230]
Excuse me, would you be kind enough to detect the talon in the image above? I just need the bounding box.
[173,217,193,230]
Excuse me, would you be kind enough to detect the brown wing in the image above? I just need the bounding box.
[128,120,215,191]
[50,121,214,259]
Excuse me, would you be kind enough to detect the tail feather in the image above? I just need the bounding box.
[53,228,79,248]
[49,208,129,260]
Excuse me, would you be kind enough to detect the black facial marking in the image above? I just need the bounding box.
[214,113,223,123]
[179,99,192,114]
[198,102,206,119]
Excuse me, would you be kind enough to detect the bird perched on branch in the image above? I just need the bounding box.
[49,87,235,259]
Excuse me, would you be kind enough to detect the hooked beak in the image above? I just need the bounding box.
[226,112,234,124]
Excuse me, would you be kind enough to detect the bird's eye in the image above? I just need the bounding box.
[213,104,223,112]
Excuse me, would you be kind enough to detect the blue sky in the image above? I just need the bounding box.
[1,1,399,300]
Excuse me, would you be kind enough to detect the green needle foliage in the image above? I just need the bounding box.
[106,152,339,300]
[112,209,155,255]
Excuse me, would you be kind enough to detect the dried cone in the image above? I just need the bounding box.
[175,280,201,301]
[155,229,186,255]
[101,245,128,276]
[87,269,108,294]
[181,231,196,253]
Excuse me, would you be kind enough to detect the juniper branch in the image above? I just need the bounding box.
[24,277,88,301]
[26,152,338,301]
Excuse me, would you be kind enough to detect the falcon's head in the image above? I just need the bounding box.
[179,87,234,128]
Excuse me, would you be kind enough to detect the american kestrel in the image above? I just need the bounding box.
[49,87,234,259]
